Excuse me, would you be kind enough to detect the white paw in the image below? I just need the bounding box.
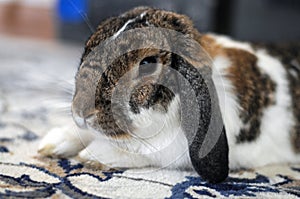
[38,125,94,158]
[78,139,149,168]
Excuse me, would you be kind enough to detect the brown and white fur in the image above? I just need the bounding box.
[39,7,300,183]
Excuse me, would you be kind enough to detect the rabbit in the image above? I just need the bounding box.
[38,7,300,183]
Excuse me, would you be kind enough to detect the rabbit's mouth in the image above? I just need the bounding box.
[72,110,98,130]
[72,92,137,139]
[72,113,88,129]
[71,83,176,140]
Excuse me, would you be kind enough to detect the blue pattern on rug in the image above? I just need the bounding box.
[0,160,299,198]
[168,175,283,198]
[58,159,83,174]
[0,161,124,198]
[0,146,9,153]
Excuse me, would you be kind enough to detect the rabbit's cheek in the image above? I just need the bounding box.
[128,95,183,151]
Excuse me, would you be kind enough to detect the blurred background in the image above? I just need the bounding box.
[0,0,299,44]
[0,0,300,104]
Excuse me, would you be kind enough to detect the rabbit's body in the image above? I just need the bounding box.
[39,7,300,183]
[204,35,300,168]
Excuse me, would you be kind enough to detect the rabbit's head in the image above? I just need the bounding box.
[72,7,228,183]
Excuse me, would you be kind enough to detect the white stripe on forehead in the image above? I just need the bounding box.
[140,11,147,18]
[112,18,136,40]
[112,10,149,40]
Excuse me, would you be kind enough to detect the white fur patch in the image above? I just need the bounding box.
[128,95,192,169]
[140,11,147,18]
[78,138,152,168]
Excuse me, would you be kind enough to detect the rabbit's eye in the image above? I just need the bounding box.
[139,56,157,76]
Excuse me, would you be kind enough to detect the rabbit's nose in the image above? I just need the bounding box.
[71,100,98,129]
[71,101,88,128]
[73,114,87,129]
[73,111,98,129]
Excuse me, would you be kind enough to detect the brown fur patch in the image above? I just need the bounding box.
[199,35,224,59]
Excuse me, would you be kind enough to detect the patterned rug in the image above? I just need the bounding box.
[0,36,300,198]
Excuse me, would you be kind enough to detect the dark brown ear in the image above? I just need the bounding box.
[171,54,229,183]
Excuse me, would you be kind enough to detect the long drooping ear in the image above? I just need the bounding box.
[171,54,229,183]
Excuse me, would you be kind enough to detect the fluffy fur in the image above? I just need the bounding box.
[39,7,300,183]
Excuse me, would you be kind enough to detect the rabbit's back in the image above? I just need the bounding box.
[256,43,300,153]
[201,34,300,168]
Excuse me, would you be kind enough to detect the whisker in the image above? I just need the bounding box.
[66,0,95,33]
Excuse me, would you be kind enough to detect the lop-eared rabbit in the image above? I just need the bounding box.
[39,7,300,183]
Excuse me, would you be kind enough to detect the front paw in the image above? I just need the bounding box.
[78,139,149,169]
[38,126,90,158]
[78,140,122,168]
